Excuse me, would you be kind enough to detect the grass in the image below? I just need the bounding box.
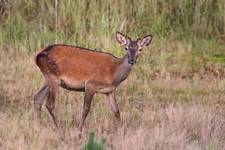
[0,40,225,149]
[0,0,225,47]
[82,132,106,150]
[0,0,225,149]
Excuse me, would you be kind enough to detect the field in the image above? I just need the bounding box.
[0,0,225,149]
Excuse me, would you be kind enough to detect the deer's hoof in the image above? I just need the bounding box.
[74,128,82,140]
[57,128,65,140]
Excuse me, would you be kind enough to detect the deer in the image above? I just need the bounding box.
[33,32,153,136]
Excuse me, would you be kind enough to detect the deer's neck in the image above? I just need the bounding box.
[113,54,133,85]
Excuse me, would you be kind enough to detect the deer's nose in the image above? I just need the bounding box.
[128,58,136,65]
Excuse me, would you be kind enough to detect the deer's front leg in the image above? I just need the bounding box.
[77,84,95,133]
[107,92,122,124]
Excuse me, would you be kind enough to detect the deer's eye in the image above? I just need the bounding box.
[139,48,142,52]
[125,47,128,51]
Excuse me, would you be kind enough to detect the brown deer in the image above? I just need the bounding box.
[33,32,152,135]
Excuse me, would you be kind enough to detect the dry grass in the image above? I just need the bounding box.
[0,46,225,150]
[1,1,225,149]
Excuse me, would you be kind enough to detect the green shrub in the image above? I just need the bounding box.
[82,132,106,150]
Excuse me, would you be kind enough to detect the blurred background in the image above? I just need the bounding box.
[0,0,225,149]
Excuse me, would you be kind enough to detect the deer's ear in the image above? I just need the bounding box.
[116,32,128,46]
[139,35,153,47]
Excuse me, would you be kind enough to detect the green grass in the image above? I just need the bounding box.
[0,0,225,48]
[82,132,106,150]
[1,0,225,74]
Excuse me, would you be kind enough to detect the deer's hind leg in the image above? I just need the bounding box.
[45,78,59,128]
[34,83,49,130]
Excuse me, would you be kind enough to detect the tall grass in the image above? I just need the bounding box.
[0,0,224,52]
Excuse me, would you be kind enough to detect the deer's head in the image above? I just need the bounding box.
[116,32,152,65]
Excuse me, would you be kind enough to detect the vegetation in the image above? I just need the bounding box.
[0,0,225,75]
[82,132,106,150]
[0,0,225,149]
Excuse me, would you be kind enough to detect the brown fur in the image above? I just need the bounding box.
[36,44,120,87]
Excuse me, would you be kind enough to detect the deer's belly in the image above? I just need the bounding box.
[59,76,85,91]
[97,86,116,94]
[59,76,116,93]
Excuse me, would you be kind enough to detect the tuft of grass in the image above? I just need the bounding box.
[211,54,225,66]
[82,131,106,150]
